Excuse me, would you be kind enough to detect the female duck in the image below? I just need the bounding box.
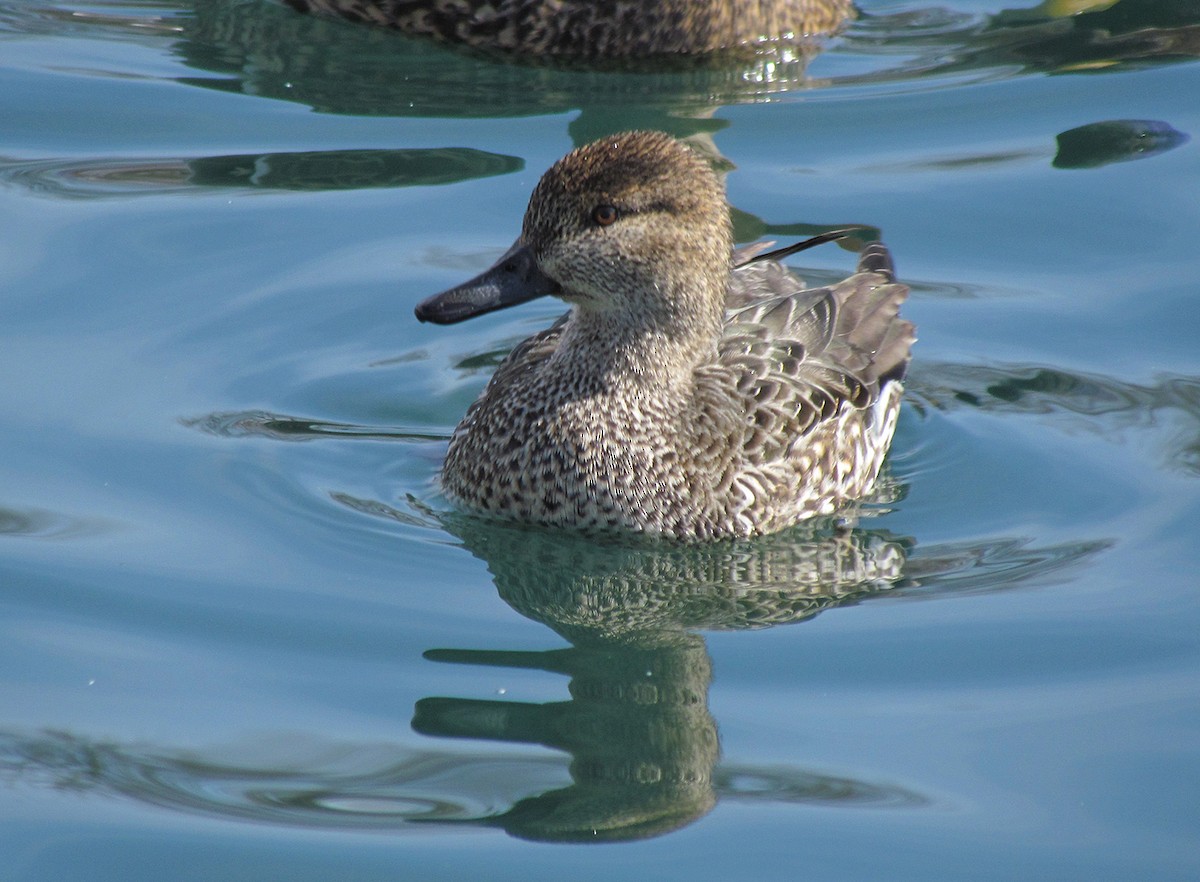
[416,131,914,540]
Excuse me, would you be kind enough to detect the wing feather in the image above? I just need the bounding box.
[720,243,914,457]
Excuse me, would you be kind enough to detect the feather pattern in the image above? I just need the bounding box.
[284,0,854,58]
[422,132,914,540]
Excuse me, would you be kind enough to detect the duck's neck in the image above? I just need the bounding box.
[551,280,725,393]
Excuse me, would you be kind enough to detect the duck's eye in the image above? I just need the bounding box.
[592,204,619,227]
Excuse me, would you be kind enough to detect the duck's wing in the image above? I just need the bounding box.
[720,243,915,458]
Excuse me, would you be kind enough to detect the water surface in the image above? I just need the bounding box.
[2,0,1199,878]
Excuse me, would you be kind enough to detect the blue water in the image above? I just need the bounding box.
[2,0,1199,878]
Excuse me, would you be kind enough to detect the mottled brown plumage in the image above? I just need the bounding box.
[416,131,914,540]
[284,0,853,58]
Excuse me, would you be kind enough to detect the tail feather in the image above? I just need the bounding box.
[874,318,917,384]
[834,243,913,386]
[856,241,896,279]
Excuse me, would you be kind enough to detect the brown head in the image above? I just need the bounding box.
[417,132,732,363]
[524,131,731,333]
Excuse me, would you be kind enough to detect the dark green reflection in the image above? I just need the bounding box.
[0,148,521,199]
[0,518,1108,839]
[1053,120,1189,169]
[186,147,523,190]
[405,515,1111,841]
[415,639,720,842]
[410,519,907,842]
[912,362,1200,476]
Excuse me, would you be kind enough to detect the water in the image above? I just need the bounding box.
[2,0,1199,877]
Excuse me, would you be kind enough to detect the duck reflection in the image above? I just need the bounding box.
[409,518,907,841]
[415,638,720,841]
[0,518,1110,839]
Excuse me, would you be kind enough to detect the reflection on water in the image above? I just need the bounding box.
[913,362,1200,476]
[0,0,187,40]
[0,147,882,246]
[2,0,1190,221]
[3,0,1194,866]
[186,410,443,443]
[845,0,1200,84]
[0,727,924,836]
[1052,119,1189,169]
[4,0,1197,130]
[8,0,1195,156]
[71,0,1198,127]
[0,505,112,540]
[0,516,1105,841]
[450,521,909,638]
[410,522,909,840]
[0,147,522,199]
[1,112,1185,210]
[862,117,1190,173]
[408,516,1107,841]
[0,730,571,830]
[416,637,722,841]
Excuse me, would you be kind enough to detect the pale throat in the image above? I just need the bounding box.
[549,273,724,390]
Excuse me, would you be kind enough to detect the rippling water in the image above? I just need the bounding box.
[2,0,1199,878]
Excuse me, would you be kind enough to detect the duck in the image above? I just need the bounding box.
[283,0,854,59]
[415,130,914,540]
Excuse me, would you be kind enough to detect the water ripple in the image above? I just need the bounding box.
[0,147,522,200]
[0,1,185,41]
[911,362,1200,476]
[184,410,444,443]
[0,730,549,829]
[0,504,112,540]
[902,535,1114,598]
[838,0,1200,88]
[718,765,927,808]
[0,729,926,835]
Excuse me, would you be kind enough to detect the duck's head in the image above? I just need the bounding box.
[415,131,732,337]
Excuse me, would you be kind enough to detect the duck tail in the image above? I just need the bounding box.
[838,244,915,386]
[855,241,896,280]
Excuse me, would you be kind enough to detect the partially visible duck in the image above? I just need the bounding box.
[284,0,854,59]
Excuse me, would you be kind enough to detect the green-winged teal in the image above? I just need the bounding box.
[284,0,853,58]
[416,131,914,540]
